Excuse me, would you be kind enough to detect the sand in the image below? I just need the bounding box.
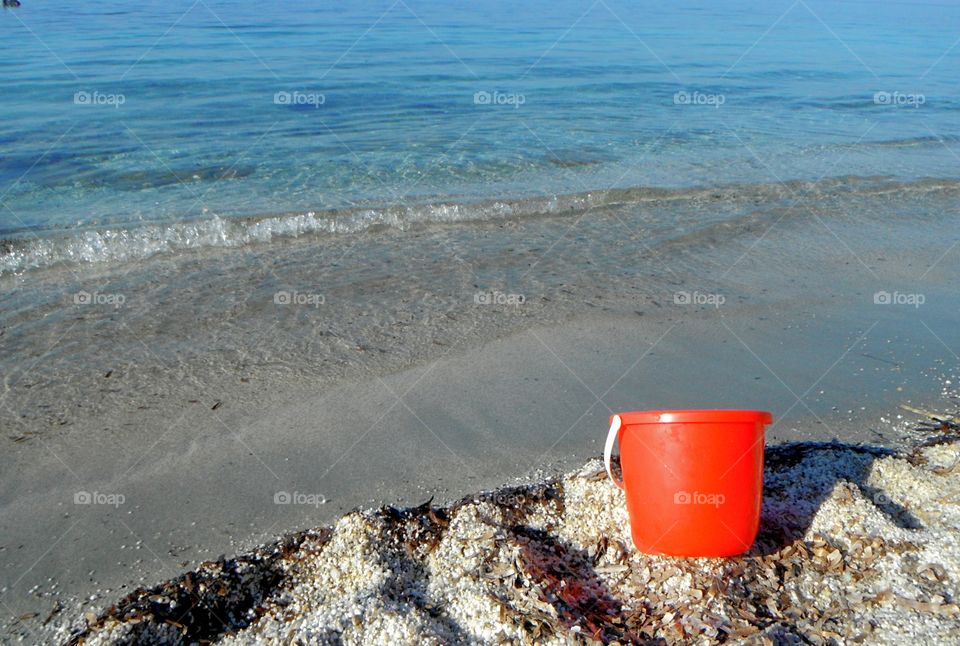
[36,410,960,645]
[3,182,958,643]
[3,300,957,642]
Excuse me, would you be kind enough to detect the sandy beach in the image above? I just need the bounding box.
[3,180,960,643]
[29,405,960,645]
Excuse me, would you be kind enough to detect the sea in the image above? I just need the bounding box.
[1,0,958,274]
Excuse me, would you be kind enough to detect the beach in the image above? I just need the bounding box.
[2,180,960,642]
[3,0,960,643]
[28,405,960,644]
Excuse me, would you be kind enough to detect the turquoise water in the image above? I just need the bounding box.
[1,0,959,270]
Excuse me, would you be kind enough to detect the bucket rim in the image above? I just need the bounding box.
[613,409,773,425]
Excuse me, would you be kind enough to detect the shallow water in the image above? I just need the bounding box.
[2,178,957,439]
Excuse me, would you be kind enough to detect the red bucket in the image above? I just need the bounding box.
[604,410,772,557]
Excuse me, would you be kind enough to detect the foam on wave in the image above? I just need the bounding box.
[2,175,957,275]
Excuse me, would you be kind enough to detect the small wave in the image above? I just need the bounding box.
[845,135,960,149]
[2,175,958,275]
[0,198,594,274]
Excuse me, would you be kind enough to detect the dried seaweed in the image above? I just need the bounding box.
[64,528,331,645]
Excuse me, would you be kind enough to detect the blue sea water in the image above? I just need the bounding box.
[1,0,958,271]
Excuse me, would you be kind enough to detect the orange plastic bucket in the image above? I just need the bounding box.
[604,410,772,557]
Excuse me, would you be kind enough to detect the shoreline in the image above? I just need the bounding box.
[3,176,957,442]
[2,182,958,642]
[37,404,960,644]
[2,174,959,277]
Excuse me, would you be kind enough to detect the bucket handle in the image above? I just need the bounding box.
[603,414,625,490]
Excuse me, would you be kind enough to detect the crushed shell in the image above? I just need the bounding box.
[60,422,960,645]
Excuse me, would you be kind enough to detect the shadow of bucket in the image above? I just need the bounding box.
[604,410,773,557]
